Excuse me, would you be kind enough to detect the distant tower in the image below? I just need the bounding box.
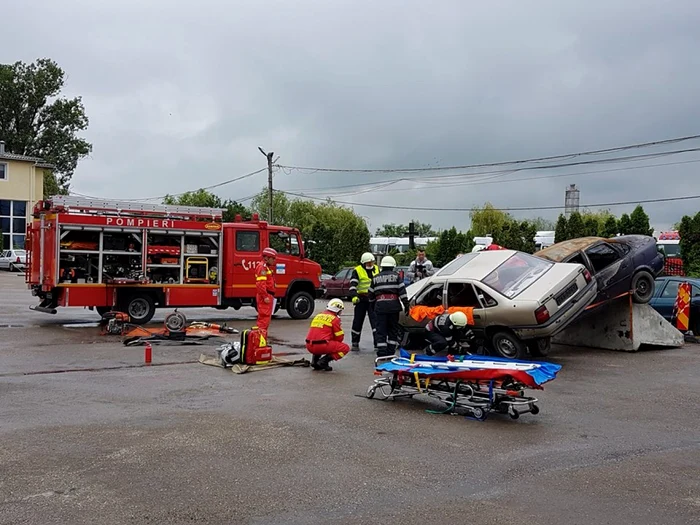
[565,184,580,217]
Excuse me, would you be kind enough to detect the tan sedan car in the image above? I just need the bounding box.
[398,250,598,359]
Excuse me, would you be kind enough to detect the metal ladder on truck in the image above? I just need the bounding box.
[45,195,226,221]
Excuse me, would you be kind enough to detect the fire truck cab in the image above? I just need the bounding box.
[26,196,322,324]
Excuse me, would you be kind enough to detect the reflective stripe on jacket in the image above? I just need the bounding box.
[350,264,379,296]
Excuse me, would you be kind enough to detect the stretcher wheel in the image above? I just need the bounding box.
[530,404,540,415]
[472,407,484,419]
[366,386,376,399]
[508,407,520,420]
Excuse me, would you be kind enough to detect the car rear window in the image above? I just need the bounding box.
[482,253,553,299]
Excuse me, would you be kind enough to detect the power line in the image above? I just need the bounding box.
[285,158,700,197]
[69,167,268,203]
[278,189,700,213]
[276,134,700,174]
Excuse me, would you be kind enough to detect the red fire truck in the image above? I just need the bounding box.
[25,196,322,324]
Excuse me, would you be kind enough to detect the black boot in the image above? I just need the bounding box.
[310,354,321,370]
[314,355,333,371]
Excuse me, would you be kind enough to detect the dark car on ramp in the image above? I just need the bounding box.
[534,235,664,305]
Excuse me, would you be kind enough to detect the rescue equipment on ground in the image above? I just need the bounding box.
[120,311,238,346]
[218,327,272,366]
[99,310,131,335]
[365,349,561,421]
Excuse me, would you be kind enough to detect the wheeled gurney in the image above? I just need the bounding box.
[365,350,562,421]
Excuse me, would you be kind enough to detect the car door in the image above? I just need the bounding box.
[651,279,680,321]
[445,280,488,330]
[583,241,629,299]
[0,250,8,270]
[326,268,350,297]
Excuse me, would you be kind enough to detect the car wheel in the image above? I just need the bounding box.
[121,294,156,325]
[490,330,527,360]
[527,337,551,358]
[286,291,315,319]
[631,271,655,304]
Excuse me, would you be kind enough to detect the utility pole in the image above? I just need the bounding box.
[408,221,416,250]
[258,147,274,223]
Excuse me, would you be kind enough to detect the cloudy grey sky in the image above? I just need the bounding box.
[3,0,700,233]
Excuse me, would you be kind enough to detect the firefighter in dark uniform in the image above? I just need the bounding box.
[423,311,477,356]
[368,256,409,357]
[349,252,380,352]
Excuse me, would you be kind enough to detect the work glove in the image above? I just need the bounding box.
[352,296,359,305]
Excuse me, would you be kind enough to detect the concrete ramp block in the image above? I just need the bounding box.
[553,297,684,352]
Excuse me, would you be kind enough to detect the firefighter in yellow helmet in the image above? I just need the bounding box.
[348,252,380,351]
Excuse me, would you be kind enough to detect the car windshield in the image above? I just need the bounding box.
[15,250,26,255]
[658,243,680,257]
[482,252,553,299]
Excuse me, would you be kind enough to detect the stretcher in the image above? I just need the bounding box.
[365,349,562,421]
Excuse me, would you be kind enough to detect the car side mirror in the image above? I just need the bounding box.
[331,276,337,280]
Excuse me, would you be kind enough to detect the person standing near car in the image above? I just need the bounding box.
[409,250,435,283]
[369,256,410,357]
[255,247,278,338]
[349,252,380,352]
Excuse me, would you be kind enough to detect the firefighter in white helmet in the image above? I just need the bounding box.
[348,252,380,352]
[368,255,409,357]
[424,311,477,356]
[305,298,350,371]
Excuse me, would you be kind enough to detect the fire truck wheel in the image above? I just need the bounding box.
[122,294,156,325]
[286,290,315,319]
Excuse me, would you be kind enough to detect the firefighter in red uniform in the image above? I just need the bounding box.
[255,247,278,338]
[305,298,350,371]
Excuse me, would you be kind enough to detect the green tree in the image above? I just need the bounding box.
[0,58,92,193]
[469,202,509,237]
[618,213,632,235]
[601,215,618,238]
[375,221,437,237]
[163,189,251,222]
[250,187,292,224]
[495,220,537,253]
[679,212,700,277]
[583,216,600,237]
[429,227,473,267]
[566,212,585,239]
[554,214,568,242]
[628,205,654,236]
[531,217,556,231]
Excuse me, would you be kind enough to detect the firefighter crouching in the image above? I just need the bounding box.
[305,298,350,371]
[424,311,477,356]
[349,252,380,352]
[368,256,409,358]
[255,247,278,338]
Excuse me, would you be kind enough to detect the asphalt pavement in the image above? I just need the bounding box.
[1,271,699,525]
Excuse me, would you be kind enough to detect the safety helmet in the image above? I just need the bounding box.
[380,255,397,268]
[449,311,468,327]
[360,252,375,264]
[327,298,345,313]
[262,247,277,258]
